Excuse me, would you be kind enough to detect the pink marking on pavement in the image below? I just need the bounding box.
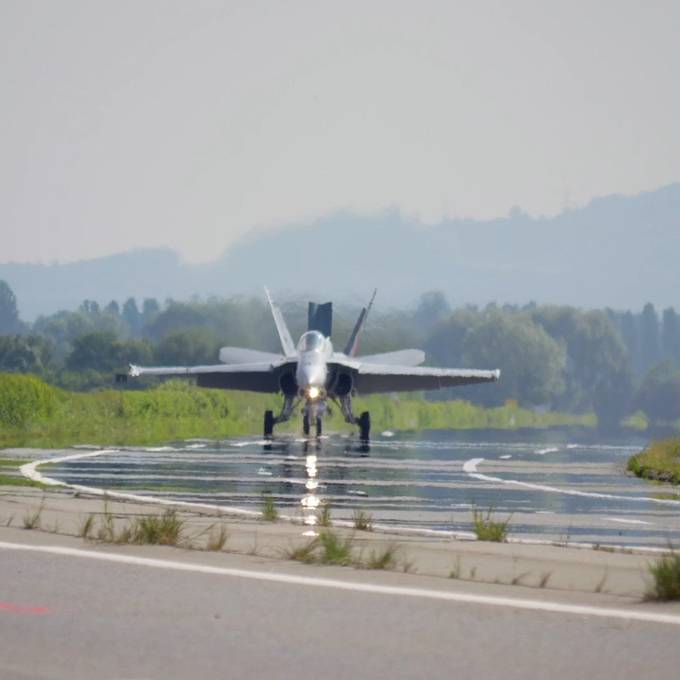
[0,601,50,615]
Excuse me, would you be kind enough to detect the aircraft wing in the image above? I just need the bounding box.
[129,360,293,393]
[351,363,500,395]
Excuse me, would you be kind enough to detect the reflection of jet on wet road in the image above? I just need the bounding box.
[130,290,499,442]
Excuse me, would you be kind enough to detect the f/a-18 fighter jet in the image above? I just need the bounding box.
[129,290,500,441]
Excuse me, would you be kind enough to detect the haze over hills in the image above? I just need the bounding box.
[3,183,680,320]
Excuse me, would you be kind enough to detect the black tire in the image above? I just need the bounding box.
[359,411,370,441]
[303,414,310,436]
[315,417,322,438]
[264,410,274,438]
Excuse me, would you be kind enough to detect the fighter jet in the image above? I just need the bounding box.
[129,290,500,441]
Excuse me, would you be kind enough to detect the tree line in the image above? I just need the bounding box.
[1,280,680,428]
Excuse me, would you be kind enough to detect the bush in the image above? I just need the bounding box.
[0,373,58,428]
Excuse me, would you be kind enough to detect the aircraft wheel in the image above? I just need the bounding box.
[303,415,310,436]
[358,411,370,441]
[264,410,274,438]
[315,417,322,438]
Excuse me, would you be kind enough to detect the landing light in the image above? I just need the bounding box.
[307,386,320,400]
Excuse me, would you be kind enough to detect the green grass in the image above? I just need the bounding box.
[283,538,320,564]
[205,524,229,551]
[472,508,511,542]
[131,510,183,545]
[0,456,46,488]
[0,474,46,488]
[363,543,400,570]
[79,514,96,539]
[353,509,373,531]
[261,494,278,522]
[0,458,28,467]
[628,439,680,485]
[284,530,356,567]
[317,503,332,527]
[646,553,680,601]
[85,502,184,546]
[23,500,44,529]
[0,373,596,449]
[318,530,354,565]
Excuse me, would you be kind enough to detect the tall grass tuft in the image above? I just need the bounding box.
[364,543,400,570]
[318,530,354,566]
[206,524,229,551]
[646,553,680,600]
[284,538,320,564]
[317,503,332,527]
[261,494,278,522]
[23,500,45,530]
[132,510,183,545]
[472,508,511,542]
[79,514,96,539]
[353,509,373,531]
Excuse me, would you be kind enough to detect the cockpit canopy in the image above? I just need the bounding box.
[298,330,325,353]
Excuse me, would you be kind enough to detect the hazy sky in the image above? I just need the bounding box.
[2,0,679,264]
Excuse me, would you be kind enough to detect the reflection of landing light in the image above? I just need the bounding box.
[301,453,321,526]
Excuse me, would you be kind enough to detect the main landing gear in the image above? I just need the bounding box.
[339,396,371,444]
[264,395,370,443]
[358,411,370,442]
[263,394,296,438]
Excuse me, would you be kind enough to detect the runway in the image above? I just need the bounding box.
[41,429,680,548]
[1,534,679,680]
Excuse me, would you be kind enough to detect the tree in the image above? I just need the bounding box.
[413,291,450,332]
[154,328,220,366]
[0,335,52,374]
[66,332,152,372]
[105,300,120,316]
[532,306,633,426]
[122,298,142,336]
[0,280,22,334]
[142,298,161,323]
[619,310,642,375]
[461,313,565,407]
[635,362,680,424]
[662,307,680,365]
[79,300,101,316]
[639,303,660,372]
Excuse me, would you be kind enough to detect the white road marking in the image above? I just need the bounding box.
[603,517,653,526]
[1,540,680,627]
[463,458,680,507]
[499,454,512,460]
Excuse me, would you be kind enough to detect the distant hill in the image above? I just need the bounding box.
[3,183,680,319]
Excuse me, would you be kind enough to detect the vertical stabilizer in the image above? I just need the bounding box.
[343,289,377,356]
[264,288,296,357]
[308,302,333,338]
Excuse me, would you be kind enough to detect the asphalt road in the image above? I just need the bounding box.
[2,536,679,680]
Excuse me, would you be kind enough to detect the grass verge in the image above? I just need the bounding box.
[0,373,595,449]
[628,439,680,485]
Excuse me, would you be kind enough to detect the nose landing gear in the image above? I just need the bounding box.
[303,414,323,437]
